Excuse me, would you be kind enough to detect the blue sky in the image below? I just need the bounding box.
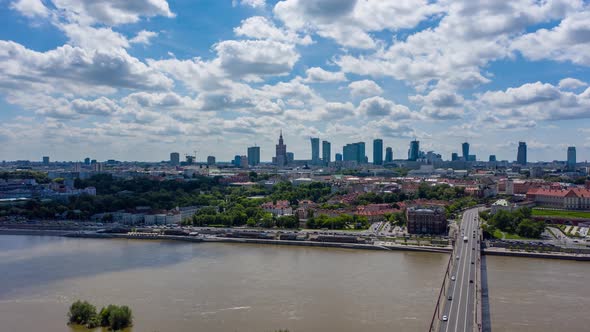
[1,0,590,162]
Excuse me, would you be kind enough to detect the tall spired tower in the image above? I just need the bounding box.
[275,130,287,166]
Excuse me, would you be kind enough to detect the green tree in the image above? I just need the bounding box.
[108,305,133,330]
[68,300,97,326]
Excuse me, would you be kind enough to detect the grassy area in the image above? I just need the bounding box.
[492,229,536,240]
[532,208,590,219]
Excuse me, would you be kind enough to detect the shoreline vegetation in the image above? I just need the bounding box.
[68,300,132,331]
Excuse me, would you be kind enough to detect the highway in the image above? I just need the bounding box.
[439,207,480,332]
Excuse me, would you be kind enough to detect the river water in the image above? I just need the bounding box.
[485,255,590,332]
[0,235,446,332]
[0,235,588,332]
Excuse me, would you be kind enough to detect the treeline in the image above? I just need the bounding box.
[480,207,546,238]
[185,205,299,228]
[68,300,132,330]
[416,183,466,201]
[306,214,369,230]
[267,181,333,204]
[0,170,50,183]
[1,174,338,220]
[2,172,483,224]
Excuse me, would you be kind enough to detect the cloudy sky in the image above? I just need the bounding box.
[1,0,590,163]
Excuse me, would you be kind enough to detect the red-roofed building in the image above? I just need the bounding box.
[526,188,590,210]
[355,204,401,222]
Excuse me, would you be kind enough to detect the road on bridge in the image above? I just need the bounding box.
[439,207,480,332]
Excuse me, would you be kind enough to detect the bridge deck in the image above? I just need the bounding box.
[431,207,482,332]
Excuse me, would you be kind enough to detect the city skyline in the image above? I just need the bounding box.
[1,1,590,162]
[22,135,582,165]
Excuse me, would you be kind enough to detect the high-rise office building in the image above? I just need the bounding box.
[451,153,459,161]
[567,146,576,171]
[489,155,497,162]
[322,140,331,165]
[233,155,242,167]
[92,162,104,172]
[373,139,383,165]
[408,140,420,161]
[385,147,393,163]
[286,152,294,164]
[343,142,366,163]
[239,155,248,168]
[275,131,287,166]
[517,142,527,165]
[170,152,180,166]
[84,157,90,165]
[42,156,49,165]
[310,137,320,165]
[335,153,343,162]
[462,142,470,161]
[359,142,365,163]
[207,156,216,165]
[248,146,261,166]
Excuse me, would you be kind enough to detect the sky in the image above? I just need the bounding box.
[1,0,590,163]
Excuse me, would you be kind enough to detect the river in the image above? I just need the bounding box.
[1,235,588,332]
[0,235,446,332]
[485,255,590,332]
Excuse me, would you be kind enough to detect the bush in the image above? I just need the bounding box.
[99,304,133,330]
[109,305,133,330]
[68,301,132,330]
[68,300,97,326]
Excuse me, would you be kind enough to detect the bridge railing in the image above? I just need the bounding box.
[474,223,483,332]
[428,231,457,332]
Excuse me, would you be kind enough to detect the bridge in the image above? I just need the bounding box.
[429,207,484,332]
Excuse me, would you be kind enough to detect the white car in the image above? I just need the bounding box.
[442,315,448,321]
[451,276,456,281]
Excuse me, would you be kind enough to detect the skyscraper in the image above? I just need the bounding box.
[275,131,287,166]
[42,156,49,165]
[343,142,366,163]
[385,147,393,163]
[451,153,459,161]
[567,146,576,171]
[84,157,90,165]
[373,139,383,165]
[248,146,260,166]
[207,156,216,165]
[408,140,420,161]
[170,152,180,166]
[233,155,242,167]
[310,137,320,165]
[517,142,527,165]
[462,142,469,161]
[335,153,342,162]
[322,140,331,165]
[489,155,497,162]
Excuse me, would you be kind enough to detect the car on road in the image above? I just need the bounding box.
[448,295,452,300]
[451,275,456,281]
[456,255,460,260]
[471,261,474,264]
[442,315,448,321]
[469,280,473,283]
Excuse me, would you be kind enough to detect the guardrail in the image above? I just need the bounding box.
[474,223,483,332]
[428,233,456,332]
